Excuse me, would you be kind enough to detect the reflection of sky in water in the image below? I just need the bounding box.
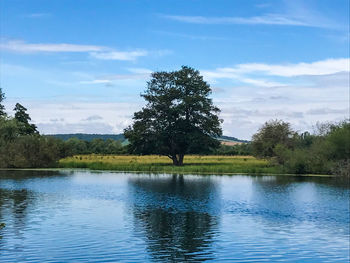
[0,170,349,262]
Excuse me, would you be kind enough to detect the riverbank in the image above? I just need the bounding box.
[58,155,298,175]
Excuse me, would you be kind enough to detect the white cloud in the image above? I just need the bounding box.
[201,58,349,86]
[161,14,312,26]
[236,58,350,77]
[0,40,152,61]
[38,122,116,134]
[201,68,286,87]
[82,115,104,121]
[236,77,286,88]
[79,79,113,85]
[0,40,106,53]
[161,1,343,30]
[90,50,148,61]
[4,101,142,135]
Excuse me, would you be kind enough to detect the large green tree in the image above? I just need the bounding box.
[124,66,222,165]
[13,103,38,135]
[0,88,6,118]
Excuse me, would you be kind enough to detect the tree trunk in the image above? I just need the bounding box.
[170,154,184,166]
[178,154,184,166]
[172,156,179,166]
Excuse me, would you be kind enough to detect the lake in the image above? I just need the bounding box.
[0,170,349,262]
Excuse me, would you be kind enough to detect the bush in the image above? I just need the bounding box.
[256,120,350,175]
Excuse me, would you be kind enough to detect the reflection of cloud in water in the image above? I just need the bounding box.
[127,174,220,262]
[0,170,72,248]
[250,176,350,227]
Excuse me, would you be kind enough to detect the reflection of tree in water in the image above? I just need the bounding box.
[0,188,32,230]
[0,187,33,251]
[0,170,67,245]
[128,174,220,262]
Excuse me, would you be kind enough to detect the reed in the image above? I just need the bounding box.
[59,155,282,174]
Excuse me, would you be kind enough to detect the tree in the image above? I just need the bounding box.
[0,88,6,118]
[13,103,38,135]
[124,66,222,166]
[252,119,296,158]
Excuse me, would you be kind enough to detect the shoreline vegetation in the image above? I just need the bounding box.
[57,155,333,177]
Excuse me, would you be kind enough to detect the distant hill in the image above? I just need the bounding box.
[47,133,249,144]
[218,135,249,143]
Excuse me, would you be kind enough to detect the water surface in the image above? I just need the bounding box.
[0,170,349,262]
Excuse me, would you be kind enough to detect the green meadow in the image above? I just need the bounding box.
[59,155,283,174]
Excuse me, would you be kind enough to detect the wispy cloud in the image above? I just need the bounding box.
[202,58,349,85]
[161,3,343,30]
[161,14,314,27]
[0,40,106,53]
[90,50,148,61]
[201,68,286,87]
[235,58,349,77]
[0,40,152,61]
[79,79,113,85]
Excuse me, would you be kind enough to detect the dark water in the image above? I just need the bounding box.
[0,170,349,262]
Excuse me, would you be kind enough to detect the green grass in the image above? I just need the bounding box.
[59,155,283,174]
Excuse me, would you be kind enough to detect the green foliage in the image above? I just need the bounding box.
[0,118,21,142]
[0,135,68,168]
[253,119,350,176]
[63,137,125,155]
[212,143,252,155]
[48,133,125,142]
[13,103,38,135]
[0,101,69,168]
[252,119,296,158]
[0,88,6,118]
[124,66,222,165]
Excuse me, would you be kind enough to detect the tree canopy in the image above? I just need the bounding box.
[0,88,6,118]
[251,119,296,158]
[14,103,38,135]
[124,66,222,165]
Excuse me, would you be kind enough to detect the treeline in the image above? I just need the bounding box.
[251,119,350,176]
[212,143,252,155]
[48,133,125,142]
[63,137,126,155]
[55,137,247,156]
[0,90,70,168]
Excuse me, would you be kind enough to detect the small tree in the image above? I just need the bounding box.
[124,66,222,165]
[252,119,296,158]
[14,103,38,135]
[0,88,6,118]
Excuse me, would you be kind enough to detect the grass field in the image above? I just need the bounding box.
[59,155,283,174]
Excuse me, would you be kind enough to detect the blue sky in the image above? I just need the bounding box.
[1,0,349,139]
